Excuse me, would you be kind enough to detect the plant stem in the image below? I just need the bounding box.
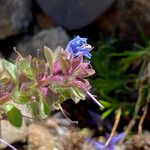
[119,87,143,144]
[138,98,149,134]
[58,104,78,124]
[0,138,18,150]
[86,91,104,108]
[119,118,136,144]
[104,108,121,149]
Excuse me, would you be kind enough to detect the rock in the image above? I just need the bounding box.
[27,123,54,150]
[0,120,28,149]
[27,27,70,55]
[63,131,95,150]
[36,0,115,29]
[114,145,126,150]
[28,118,95,150]
[126,133,150,150]
[0,0,31,39]
[10,27,70,60]
[96,0,150,40]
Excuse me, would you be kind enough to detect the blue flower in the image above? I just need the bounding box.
[90,132,125,150]
[66,36,92,59]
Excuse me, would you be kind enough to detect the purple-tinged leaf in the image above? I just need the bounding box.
[0,93,11,105]
[44,46,53,74]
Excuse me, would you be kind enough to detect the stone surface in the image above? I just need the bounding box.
[27,123,54,150]
[63,131,95,150]
[36,0,115,29]
[0,0,31,39]
[10,27,70,60]
[96,0,150,40]
[0,120,27,149]
[126,133,150,150]
[28,120,95,150]
[0,102,31,149]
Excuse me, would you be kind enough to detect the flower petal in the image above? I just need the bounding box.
[66,36,92,59]
[110,132,125,144]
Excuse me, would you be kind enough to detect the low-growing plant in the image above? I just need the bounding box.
[0,36,102,128]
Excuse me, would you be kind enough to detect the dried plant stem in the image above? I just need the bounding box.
[13,47,23,59]
[58,104,78,124]
[104,108,121,149]
[120,62,150,143]
[138,98,149,134]
[119,87,143,144]
[119,118,136,144]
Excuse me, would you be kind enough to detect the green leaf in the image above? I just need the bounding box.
[124,110,130,116]
[11,89,29,104]
[27,102,39,117]
[60,88,71,100]
[44,46,53,73]
[3,104,23,127]
[99,100,111,108]
[27,101,50,119]
[102,108,114,119]
[92,79,116,94]
[17,59,32,78]
[39,101,51,119]
[59,57,69,74]
[69,87,85,103]
[100,90,117,102]
[2,59,17,81]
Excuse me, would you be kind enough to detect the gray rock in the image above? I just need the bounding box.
[10,27,70,60]
[27,28,70,55]
[36,0,115,29]
[0,0,31,39]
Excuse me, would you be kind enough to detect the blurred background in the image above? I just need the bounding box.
[0,0,150,150]
[1,0,149,59]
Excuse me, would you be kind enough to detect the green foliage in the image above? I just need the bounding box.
[69,87,86,103]
[3,104,22,127]
[2,59,17,81]
[39,101,51,119]
[91,37,150,119]
[0,44,95,127]
[11,88,29,104]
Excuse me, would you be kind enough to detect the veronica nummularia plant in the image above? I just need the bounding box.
[0,36,103,127]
